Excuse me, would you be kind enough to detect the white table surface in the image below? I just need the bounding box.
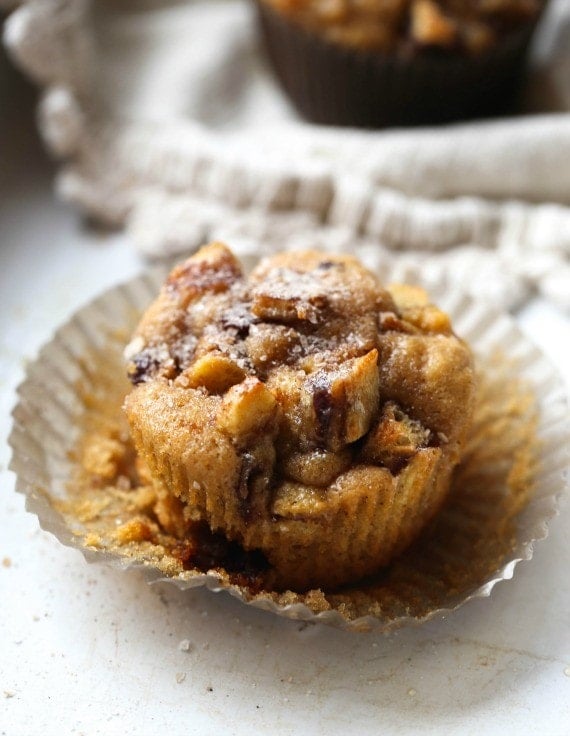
[1,49,569,736]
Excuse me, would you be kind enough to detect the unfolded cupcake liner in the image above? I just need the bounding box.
[255,0,543,128]
[9,254,569,632]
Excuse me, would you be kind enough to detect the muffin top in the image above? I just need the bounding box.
[261,0,544,54]
[126,243,474,500]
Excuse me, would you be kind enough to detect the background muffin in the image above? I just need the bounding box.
[254,0,547,128]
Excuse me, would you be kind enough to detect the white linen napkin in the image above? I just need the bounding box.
[4,0,570,310]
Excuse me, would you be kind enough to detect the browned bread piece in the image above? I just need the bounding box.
[124,243,476,590]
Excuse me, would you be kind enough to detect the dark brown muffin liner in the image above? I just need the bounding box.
[254,1,545,128]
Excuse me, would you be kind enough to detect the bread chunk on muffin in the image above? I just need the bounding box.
[124,243,476,590]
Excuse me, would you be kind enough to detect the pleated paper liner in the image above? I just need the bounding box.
[9,258,569,632]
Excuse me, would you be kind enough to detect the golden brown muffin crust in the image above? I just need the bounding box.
[124,243,476,589]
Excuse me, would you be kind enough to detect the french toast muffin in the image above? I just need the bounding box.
[254,0,547,127]
[124,243,476,590]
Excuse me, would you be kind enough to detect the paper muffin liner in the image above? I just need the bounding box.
[9,255,569,632]
[254,0,544,128]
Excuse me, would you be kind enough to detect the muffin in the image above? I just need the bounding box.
[124,243,476,590]
[254,0,547,128]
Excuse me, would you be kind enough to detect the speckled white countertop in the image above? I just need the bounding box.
[1,48,569,736]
